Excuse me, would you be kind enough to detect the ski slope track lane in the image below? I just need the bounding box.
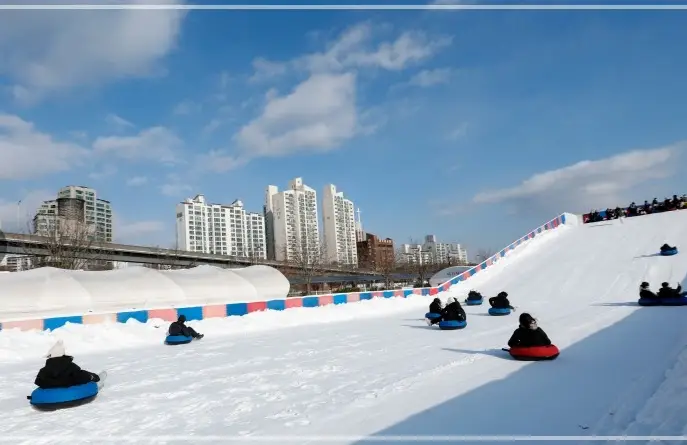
[0,211,686,444]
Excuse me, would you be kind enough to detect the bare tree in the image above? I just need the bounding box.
[376,250,404,289]
[25,217,101,270]
[475,248,496,265]
[286,232,328,295]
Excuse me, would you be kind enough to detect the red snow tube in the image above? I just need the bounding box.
[508,344,560,361]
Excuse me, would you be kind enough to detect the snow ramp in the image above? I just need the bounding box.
[1,211,687,444]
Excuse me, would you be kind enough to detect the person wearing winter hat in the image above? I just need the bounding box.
[507,313,552,348]
[657,282,686,299]
[639,282,659,300]
[426,298,444,326]
[441,297,466,322]
[489,291,514,310]
[34,340,100,389]
[168,315,204,339]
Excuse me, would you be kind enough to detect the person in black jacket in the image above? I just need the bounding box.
[507,313,551,348]
[466,290,483,302]
[489,291,513,309]
[34,340,100,389]
[168,315,204,339]
[426,298,444,325]
[441,297,466,322]
[660,243,676,252]
[657,282,686,298]
[639,282,659,300]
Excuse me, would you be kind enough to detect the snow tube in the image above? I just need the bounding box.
[425,312,442,320]
[488,307,511,316]
[28,382,99,409]
[465,298,483,306]
[438,320,467,330]
[660,248,678,256]
[165,335,193,345]
[638,297,687,306]
[508,345,560,361]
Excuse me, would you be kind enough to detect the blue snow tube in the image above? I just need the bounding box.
[488,307,511,316]
[438,320,467,330]
[638,296,687,306]
[660,248,678,256]
[29,382,99,409]
[425,312,442,320]
[165,335,193,345]
[465,298,483,306]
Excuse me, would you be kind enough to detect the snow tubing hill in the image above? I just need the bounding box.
[465,298,483,306]
[165,335,193,345]
[28,382,99,410]
[660,248,678,256]
[488,307,512,316]
[425,312,442,320]
[438,320,467,330]
[638,296,687,306]
[508,345,560,361]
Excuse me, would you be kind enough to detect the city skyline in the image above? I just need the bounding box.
[1,9,685,258]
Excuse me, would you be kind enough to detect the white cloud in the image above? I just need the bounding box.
[88,165,118,180]
[126,176,148,186]
[472,143,684,214]
[92,126,183,165]
[408,68,454,87]
[295,23,451,74]
[159,173,192,197]
[0,189,54,232]
[172,100,201,115]
[249,57,288,83]
[0,114,90,180]
[195,150,248,173]
[105,113,135,129]
[235,73,358,157]
[447,122,468,140]
[0,0,186,103]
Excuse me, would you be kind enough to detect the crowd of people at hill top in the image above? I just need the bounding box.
[585,194,686,223]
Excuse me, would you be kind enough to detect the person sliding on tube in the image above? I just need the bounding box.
[507,313,551,348]
[639,282,659,300]
[426,298,444,325]
[442,297,466,322]
[660,243,676,253]
[657,282,686,298]
[489,291,514,310]
[168,315,204,339]
[34,340,101,389]
[466,290,483,302]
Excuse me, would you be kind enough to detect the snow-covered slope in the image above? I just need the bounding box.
[1,210,686,444]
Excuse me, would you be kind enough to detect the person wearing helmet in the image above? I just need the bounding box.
[426,298,444,325]
[441,297,466,322]
[507,313,551,348]
[489,291,513,310]
[657,282,685,299]
[639,282,659,300]
[168,315,204,339]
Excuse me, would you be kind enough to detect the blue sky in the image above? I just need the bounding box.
[1,1,686,259]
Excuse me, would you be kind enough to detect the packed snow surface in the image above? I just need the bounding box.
[1,211,687,444]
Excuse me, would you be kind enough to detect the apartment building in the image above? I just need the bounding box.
[34,191,102,241]
[399,235,468,265]
[321,184,358,266]
[264,177,320,262]
[47,185,113,242]
[176,194,266,259]
[356,233,394,271]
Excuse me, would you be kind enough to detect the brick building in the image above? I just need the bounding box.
[356,233,395,271]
